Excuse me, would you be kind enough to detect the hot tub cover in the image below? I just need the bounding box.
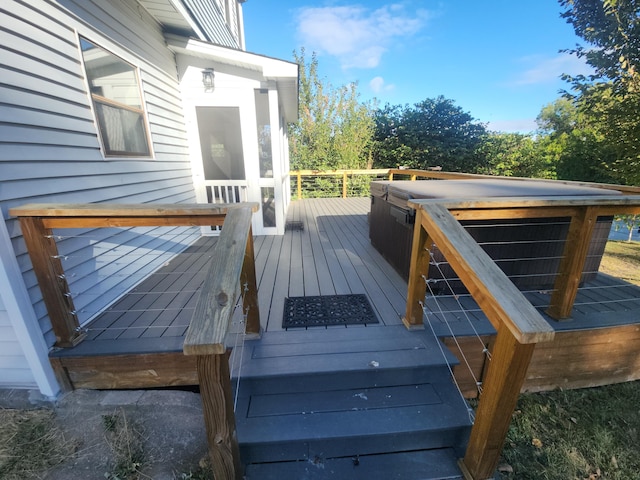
[379,179,622,209]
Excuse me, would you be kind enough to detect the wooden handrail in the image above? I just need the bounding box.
[388,168,640,195]
[291,168,389,176]
[10,202,261,347]
[290,168,389,199]
[413,204,555,343]
[403,203,555,478]
[183,206,257,480]
[408,195,640,323]
[290,167,640,200]
[402,194,640,479]
[11,202,261,480]
[184,206,256,355]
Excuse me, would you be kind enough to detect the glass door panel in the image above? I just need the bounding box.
[196,107,245,181]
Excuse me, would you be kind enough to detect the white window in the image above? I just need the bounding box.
[80,37,151,157]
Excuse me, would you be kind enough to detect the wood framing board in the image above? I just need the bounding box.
[51,351,198,390]
[524,324,640,392]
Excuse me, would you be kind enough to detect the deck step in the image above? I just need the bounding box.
[229,325,460,395]
[231,326,472,478]
[236,379,471,464]
[244,447,464,479]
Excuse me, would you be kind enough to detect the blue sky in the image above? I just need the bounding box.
[243,1,592,133]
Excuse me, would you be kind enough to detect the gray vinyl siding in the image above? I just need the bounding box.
[182,0,240,48]
[0,296,36,388]
[1,0,199,346]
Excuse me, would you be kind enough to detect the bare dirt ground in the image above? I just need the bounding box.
[0,388,210,480]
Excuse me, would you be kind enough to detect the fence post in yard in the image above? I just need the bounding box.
[297,172,302,199]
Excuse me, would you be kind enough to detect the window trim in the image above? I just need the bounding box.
[79,35,153,159]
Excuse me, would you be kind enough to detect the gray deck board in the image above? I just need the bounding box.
[56,198,640,358]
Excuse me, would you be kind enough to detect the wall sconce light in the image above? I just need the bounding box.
[202,68,215,92]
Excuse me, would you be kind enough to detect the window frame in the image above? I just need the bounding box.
[79,36,153,159]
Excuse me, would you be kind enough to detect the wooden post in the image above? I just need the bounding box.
[460,324,536,480]
[197,353,242,480]
[183,206,257,476]
[403,210,431,329]
[547,206,598,320]
[241,226,260,336]
[297,172,302,199]
[18,217,85,347]
[342,171,348,198]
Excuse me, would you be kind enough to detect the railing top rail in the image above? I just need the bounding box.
[387,169,640,195]
[291,168,389,175]
[419,203,555,344]
[9,202,260,218]
[183,205,254,356]
[408,194,640,212]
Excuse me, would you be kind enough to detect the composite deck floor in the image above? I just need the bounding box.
[64,197,640,357]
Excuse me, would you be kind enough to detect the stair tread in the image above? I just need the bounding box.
[234,325,472,470]
[245,447,464,480]
[231,327,459,380]
[237,387,471,445]
[246,383,442,417]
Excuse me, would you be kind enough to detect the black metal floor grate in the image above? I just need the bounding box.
[282,294,378,329]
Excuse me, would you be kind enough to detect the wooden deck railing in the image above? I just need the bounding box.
[9,203,261,348]
[10,202,260,480]
[183,206,259,480]
[290,168,389,199]
[403,194,640,480]
[291,167,640,199]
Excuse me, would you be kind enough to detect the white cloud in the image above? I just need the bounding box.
[487,118,538,133]
[369,76,395,94]
[511,53,593,86]
[295,4,430,69]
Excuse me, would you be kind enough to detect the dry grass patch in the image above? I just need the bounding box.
[0,408,77,480]
[102,409,147,480]
[599,240,640,286]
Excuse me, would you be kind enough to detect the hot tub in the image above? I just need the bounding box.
[369,179,619,292]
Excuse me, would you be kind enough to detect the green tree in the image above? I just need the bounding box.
[536,96,618,183]
[289,49,375,171]
[560,0,640,185]
[614,214,640,241]
[372,96,487,172]
[476,132,556,179]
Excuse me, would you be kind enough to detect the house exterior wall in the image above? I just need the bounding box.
[0,296,35,389]
[182,0,244,48]
[0,0,203,391]
[0,216,59,396]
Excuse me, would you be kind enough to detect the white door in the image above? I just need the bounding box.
[191,90,286,236]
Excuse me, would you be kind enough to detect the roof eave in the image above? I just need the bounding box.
[166,34,299,122]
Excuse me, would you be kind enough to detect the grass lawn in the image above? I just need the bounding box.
[499,382,640,479]
[599,240,640,286]
[498,240,640,479]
